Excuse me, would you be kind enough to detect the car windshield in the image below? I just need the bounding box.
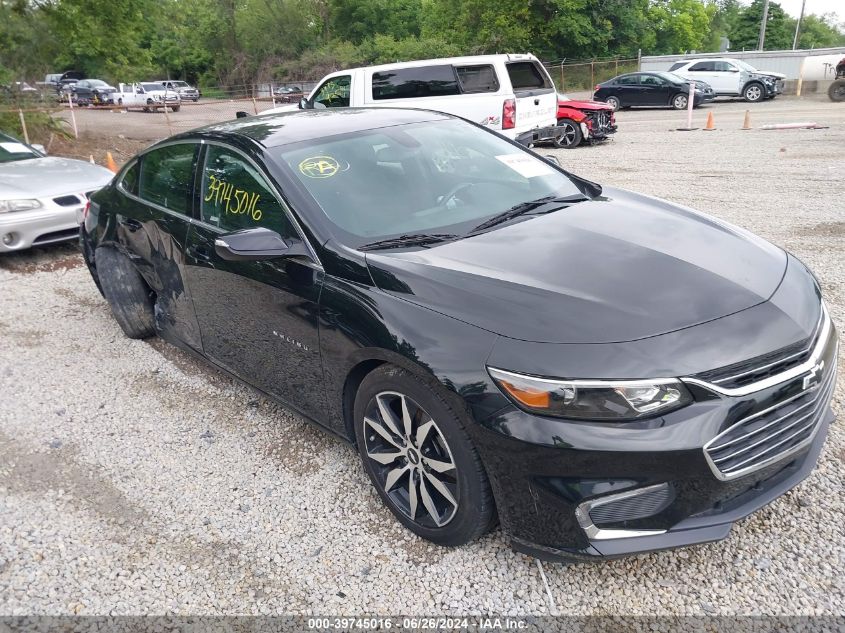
[142,82,165,91]
[171,81,189,88]
[0,135,39,163]
[734,60,758,72]
[89,80,109,87]
[274,118,585,245]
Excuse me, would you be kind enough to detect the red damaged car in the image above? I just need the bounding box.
[552,92,617,148]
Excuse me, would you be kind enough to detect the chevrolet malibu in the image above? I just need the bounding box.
[1,132,114,252]
[81,108,838,561]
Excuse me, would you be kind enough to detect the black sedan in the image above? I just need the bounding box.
[72,79,117,105]
[594,71,715,111]
[81,108,837,562]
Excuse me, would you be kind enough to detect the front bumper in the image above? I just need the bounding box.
[473,317,838,562]
[0,201,85,252]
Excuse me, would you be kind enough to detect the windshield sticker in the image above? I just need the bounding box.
[0,142,32,153]
[495,153,554,179]
[298,155,349,179]
[204,173,262,221]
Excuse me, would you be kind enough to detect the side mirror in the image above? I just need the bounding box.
[214,227,303,261]
[298,97,310,110]
[544,155,561,167]
[31,143,46,154]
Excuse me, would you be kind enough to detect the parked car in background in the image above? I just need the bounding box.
[0,82,40,102]
[264,54,559,145]
[81,108,837,561]
[72,79,118,105]
[113,82,181,111]
[668,58,785,102]
[551,92,616,148]
[594,72,714,111]
[273,85,303,102]
[0,132,113,252]
[159,80,201,102]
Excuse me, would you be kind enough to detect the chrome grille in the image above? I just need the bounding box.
[595,111,610,130]
[704,354,837,481]
[694,309,823,390]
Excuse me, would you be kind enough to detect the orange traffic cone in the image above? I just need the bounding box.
[742,110,752,130]
[106,151,118,173]
[704,111,716,131]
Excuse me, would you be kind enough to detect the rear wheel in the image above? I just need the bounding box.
[95,247,155,339]
[743,82,765,103]
[553,118,582,149]
[829,80,845,102]
[672,93,688,109]
[171,105,180,112]
[354,365,495,546]
[605,95,621,111]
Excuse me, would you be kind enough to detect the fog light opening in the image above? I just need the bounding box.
[2,232,15,245]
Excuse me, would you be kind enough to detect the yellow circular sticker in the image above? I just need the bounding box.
[298,155,345,179]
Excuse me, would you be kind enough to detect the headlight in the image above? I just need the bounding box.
[488,367,692,421]
[0,199,42,213]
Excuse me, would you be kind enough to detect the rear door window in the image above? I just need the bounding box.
[689,62,715,72]
[616,75,641,85]
[371,65,460,100]
[506,61,551,91]
[138,143,198,214]
[455,65,499,93]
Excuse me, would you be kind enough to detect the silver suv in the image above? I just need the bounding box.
[668,58,785,102]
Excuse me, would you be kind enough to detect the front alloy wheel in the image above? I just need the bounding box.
[672,93,689,109]
[363,391,458,527]
[354,365,495,546]
[553,119,582,149]
[744,83,764,102]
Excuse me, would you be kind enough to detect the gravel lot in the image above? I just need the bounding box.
[1,97,844,617]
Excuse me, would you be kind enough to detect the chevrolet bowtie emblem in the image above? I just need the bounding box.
[802,360,825,391]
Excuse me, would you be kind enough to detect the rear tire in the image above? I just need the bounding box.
[553,118,583,148]
[353,365,495,547]
[172,105,180,112]
[829,80,845,102]
[95,247,155,339]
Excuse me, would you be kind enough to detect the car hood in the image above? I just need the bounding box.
[0,157,114,199]
[365,187,787,344]
[751,71,786,80]
[558,99,613,111]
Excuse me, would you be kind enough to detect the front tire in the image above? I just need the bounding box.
[604,95,621,111]
[354,365,495,546]
[95,247,155,339]
[743,82,765,103]
[672,93,688,109]
[553,118,583,148]
[829,80,845,102]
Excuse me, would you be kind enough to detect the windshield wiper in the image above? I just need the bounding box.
[359,233,459,251]
[469,194,589,233]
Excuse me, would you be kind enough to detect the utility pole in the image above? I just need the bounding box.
[758,0,770,51]
[792,0,807,50]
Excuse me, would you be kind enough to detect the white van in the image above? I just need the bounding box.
[266,54,559,145]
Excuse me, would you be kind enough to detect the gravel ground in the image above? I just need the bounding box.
[1,97,844,617]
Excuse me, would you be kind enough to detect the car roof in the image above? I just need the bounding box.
[333,53,538,75]
[175,108,453,148]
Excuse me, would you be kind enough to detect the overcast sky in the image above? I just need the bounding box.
[768,0,843,22]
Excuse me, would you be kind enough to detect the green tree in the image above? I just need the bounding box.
[647,0,715,55]
[330,0,422,44]
[730,0,792,50]
[796,13,845,49]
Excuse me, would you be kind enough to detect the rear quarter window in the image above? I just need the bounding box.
[506,61,551,91]
[371,65,460,100]
[455,65,500,93]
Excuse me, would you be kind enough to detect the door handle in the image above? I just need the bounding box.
[534,98,540,105]
[118,217,142,232]
[187,245,212,262]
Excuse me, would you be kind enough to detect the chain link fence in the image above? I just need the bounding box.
[543,58,640,94]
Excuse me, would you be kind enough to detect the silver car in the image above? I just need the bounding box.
[0,133,114,252]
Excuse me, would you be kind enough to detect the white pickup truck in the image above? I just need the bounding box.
[113,82,181,112]
[264,54,559,145]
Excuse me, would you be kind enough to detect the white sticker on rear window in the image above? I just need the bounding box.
[0,142,32,153]
[495,153,553,178]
